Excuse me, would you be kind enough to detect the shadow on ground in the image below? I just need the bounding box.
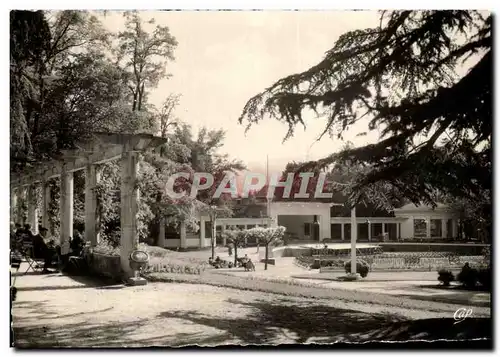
[12,271,123,293]
[12,296,492,348]
[157,298,492,345]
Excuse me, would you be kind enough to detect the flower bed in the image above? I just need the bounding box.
[91,241,208,276]
[296,252,486,271]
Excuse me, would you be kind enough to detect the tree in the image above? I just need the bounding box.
[115,11,178,112]
[223,227,247,266]
[239,11,491,210]
[247,226,286,270]
[10,10,116,171]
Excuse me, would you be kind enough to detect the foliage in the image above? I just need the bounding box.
[10,10,115,170]
[114,11,178,112]
[457,263,478,289]
[246,226,286,246]
[344,259,369,277]
[477,267,491,290]
[93,239,121,256]
[437,269,454,286]
[239,10,491,209]
[246,226,286,270]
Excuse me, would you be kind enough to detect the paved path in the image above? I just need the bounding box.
[11,263,492,348]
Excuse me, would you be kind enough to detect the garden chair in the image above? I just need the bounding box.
[16,242,45,274]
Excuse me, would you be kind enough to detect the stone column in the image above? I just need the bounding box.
[42,181,51,233]
[452,219,458,239]
[222,225,227,246]
[341,223,344,241]
[17,186,26,224]
[350,207,357,275]
[27,184,39,235]
[426,216,431,238]
[85,164,101,246]
[442,219,447,239]
[158,217,166,248]
[396,223,400,240]
[320,212,331,240]
[60,168,74,245]
[368,222,372,242]
[180,221,187,249]
[120,151,139,277]
[11,188,17,223]
[199,216,206,248]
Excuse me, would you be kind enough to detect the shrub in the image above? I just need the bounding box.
[437,269,454,286]
[344,260,369,278]
[93,240,120,256]
[477,266,491,290]
[457,263,478,289]
[144,257,207,275]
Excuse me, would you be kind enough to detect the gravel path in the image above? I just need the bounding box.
[11,269,491,348]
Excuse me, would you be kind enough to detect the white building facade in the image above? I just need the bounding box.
[159,201,461,249]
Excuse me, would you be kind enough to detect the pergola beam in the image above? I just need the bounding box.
[10,133,167,187]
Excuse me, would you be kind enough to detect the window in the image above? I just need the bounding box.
[304,223,311,236]
[165,224,180,240]
[431,219,442,238]
[344,224,351,240]
[331,224,342,239]
[414,219,427,238]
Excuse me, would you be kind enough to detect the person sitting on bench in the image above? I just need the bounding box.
[32,227,56,273]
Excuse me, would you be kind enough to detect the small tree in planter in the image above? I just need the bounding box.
[247,226,286,270]
[437,269,455,286]
[223,226,247,266]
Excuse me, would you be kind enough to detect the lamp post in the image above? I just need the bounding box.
[350,206,359,278]
[366,219,371,242]
[209,205,217,259]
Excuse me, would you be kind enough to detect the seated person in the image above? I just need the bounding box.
[20,224,34,246]
[70,233,85,257]
[32,227,56,273]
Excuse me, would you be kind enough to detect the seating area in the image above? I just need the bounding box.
[10,223,88,280]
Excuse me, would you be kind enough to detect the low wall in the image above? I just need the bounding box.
[87,252,123,280]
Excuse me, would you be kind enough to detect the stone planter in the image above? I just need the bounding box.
[88,252,123,281]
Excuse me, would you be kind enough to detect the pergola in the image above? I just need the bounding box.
[10,132,167,277]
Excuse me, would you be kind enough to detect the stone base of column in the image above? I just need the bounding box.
[127,276,148,286]
[339,273,361,281]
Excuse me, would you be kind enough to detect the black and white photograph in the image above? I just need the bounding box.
[7,6,493,349]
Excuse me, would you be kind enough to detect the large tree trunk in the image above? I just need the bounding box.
[234,245,238,266]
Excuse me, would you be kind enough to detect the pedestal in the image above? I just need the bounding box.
[127,276,148,286]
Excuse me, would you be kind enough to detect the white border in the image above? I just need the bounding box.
[1,3,498,357]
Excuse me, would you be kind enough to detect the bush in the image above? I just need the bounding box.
[457,263,478,289]
[344,260,369,278]
[477,266,491,290]
[437,269,454,286]
[93,240,120,256]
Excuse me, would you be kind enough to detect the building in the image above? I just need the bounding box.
[159,199,461,249]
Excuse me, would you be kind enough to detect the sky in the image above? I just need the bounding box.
[100,10,383,175]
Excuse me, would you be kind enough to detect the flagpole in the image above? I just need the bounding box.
[266,155,272,223]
